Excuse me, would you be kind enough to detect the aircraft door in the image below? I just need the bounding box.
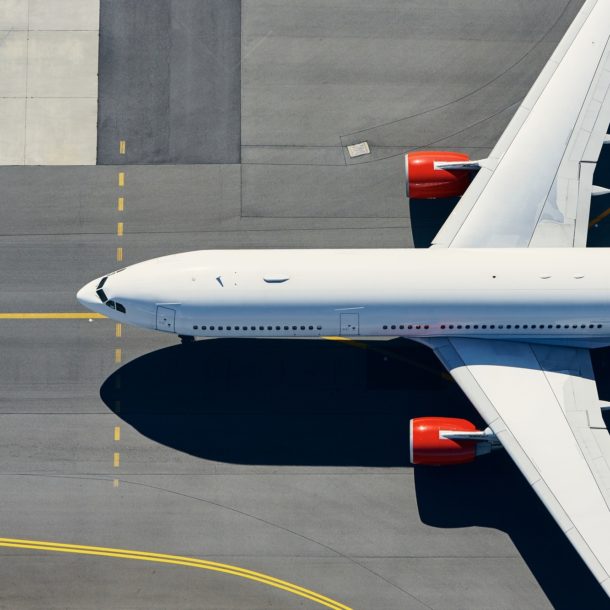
[156,306,176,332]
[340,313,359,336]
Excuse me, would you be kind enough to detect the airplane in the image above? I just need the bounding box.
[78,0,610,598]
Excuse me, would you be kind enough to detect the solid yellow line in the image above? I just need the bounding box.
[588,207,610,228]
[119,140,126,155]
[117,196,124,212]
[118,172,125,187]
[0,313,106,319]
[113,452,120,467]
[116,247,123,262]
[115,322,122,338]
[114,348,122,364]
[114,426,121,442]
[0,538,352,610]
[323,336,368,349]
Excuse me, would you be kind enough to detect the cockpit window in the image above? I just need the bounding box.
[97,276,108,289]
[96,288,108,302]
[105,300,126,313]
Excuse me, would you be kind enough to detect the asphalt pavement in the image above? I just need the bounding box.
[2,1,610,608]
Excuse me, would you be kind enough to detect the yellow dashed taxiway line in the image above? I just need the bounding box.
[0,538,353,610]
[0,313,106,319]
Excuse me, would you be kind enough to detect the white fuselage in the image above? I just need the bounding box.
[77,248,610,348]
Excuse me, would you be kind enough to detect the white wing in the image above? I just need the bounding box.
[432,0,610,248]
[424,337,610,596]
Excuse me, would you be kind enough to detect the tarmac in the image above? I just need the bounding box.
[2,0,610,608]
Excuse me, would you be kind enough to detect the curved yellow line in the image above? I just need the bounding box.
[0,538,352,610]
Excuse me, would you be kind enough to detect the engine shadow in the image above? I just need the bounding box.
[408,196,459,248]
[100,338,454,467]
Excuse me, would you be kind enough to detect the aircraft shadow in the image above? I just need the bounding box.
[101,338,610,607]
[100,338,458,467]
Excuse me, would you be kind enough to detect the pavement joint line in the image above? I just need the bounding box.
[0,313,106,319]
[118,172,125,187]
[0,538,352,610]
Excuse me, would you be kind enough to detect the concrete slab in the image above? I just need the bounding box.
[0,0,28,29]
[0,30,27,97]
[242,156,410,219]
[97,0,241,164]
[0,98,25,164]
[27,31,99,98]
[0,2,99,165]
[29,0,100,31]
[25,98,97,165]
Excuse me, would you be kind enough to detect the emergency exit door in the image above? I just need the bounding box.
[156,306,176,332]
[340,313,359,336]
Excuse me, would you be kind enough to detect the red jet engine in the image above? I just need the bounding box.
[405,151,473,199]
[410,417,480,465]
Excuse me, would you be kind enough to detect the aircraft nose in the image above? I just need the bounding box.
[77,279,99,308]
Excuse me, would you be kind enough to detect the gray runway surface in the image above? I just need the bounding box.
[97,0,241,164]
[2,0,610,608]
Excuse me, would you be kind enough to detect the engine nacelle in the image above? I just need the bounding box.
[410,417,479,465]
[405,151,472,199]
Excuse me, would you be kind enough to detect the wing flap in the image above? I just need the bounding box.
[425,337,610,594]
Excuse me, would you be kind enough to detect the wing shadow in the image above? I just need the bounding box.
[100,337,610,607]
